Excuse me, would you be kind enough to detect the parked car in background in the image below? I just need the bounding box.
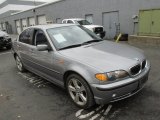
[12,24,150,109]
[0,30,12,49]
[62,18,106,38]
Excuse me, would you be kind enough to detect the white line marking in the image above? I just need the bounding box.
[37,84,45,88]
[75,109,84,117]
[30,79,41,83]
[75,105,104,119]
[78,111,95,119]
[100,105,112,120]
[0,52,11,56]
[89,109,105,120]
[34,81,44,85]
[18,72,48,88]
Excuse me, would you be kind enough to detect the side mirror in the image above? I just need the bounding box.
[37,44,48,51]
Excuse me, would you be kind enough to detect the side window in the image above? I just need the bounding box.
[19,30,26,42]
[67,20,74,23]
[35,30,48,46]
[19,29,33,45]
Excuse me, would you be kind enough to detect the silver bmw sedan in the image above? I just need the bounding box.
[12,24,150,109]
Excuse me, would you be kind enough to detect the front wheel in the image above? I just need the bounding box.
[66,74,95,109]
[15,55,25,72]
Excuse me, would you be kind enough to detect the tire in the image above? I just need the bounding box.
[66,74,95,109]
[15,55,26,72]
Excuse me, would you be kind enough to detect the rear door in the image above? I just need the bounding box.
[18,28,35,68]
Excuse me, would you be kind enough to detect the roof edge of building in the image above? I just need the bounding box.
[11,0,64,16]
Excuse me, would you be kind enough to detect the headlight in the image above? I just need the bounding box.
[107,70,129,81]
[95,70,129,81]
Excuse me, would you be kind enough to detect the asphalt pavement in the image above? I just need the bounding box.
[0,37,160,120]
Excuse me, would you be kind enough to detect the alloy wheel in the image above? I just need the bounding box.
[68,78,87,106]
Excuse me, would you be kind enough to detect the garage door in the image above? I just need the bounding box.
[139,9,160,36]
[102,11,119,39]
[15,20,21,34]
[0,24,2,30]
[2,23,6,31]
[22,19,27,30]
[29,17,35,26]
[56,18,61,24]
[37,15,46,25]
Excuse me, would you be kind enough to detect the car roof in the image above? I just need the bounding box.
[28,24,76,30]
[63,18,84,21]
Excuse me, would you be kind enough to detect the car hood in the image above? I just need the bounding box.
[0,31,8,37]
[59,41,145,72]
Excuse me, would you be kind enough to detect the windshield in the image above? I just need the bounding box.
[47,25,101,50]
[77,20,91,25]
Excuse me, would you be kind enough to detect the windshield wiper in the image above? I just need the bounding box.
[59,39,103,50]
[59,44,81,50]
[81,39,103,45]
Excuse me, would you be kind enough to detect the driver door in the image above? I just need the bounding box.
[30,29,62,85]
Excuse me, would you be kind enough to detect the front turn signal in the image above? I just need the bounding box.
[95,73,108,81]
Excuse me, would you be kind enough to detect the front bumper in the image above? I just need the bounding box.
[90,61,150,104]
[0,38,12,48]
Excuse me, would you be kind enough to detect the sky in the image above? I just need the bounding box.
[20,0,56,2]
[0,0,57,4]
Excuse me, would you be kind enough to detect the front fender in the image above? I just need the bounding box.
[64,63,100,84]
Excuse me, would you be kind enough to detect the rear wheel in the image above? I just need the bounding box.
[66,74,95,109]
[15,55,25,72]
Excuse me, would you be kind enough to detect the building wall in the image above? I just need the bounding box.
[1,0,160,35]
